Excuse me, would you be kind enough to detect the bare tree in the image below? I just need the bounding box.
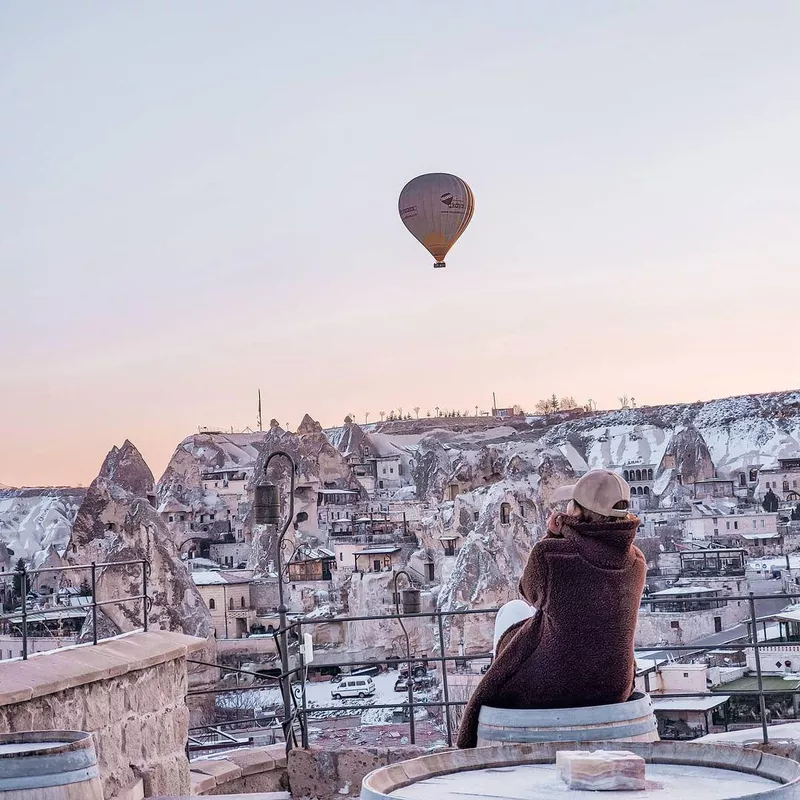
[559,396,577,410]
[435,406,440,417]
[619,395,631,410]
[413,406,420,419]
[534,398,550,414]
[365,412,370,424]
[586,398,596,412]
[631,397,637,409]
[397,406,403,418]
[379,410,386,422]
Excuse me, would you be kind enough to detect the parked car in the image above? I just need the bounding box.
[331,676,376,700]
[398,663,428,679]
[394,675,437,693]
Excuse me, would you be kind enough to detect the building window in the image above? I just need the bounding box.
[635,469,642,481]
[473,511,479,521]
[624,470,629,480]
[750,468,758,482]
[753,520,757,529]
[714,528,718,535]
[500,503,511,525]
[648,469,653,481]
[168,515,174,523]
[726,521,731,530]
[670,621,680,629]
[643,486,649,496]
[390,468,394,474]
[210,514,215,521]
[229,597,234,610]
[734,521,739,530]
[683,672,689,678]
[740,474,747,487]
[761,519,765,528]
[784,481,791,492]
[339,552,343,561]
[209,599,216,610]
[240,597,245,608]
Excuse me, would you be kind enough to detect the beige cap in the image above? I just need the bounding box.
[553,470,631,518]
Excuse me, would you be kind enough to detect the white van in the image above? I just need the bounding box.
[331,676,376,700]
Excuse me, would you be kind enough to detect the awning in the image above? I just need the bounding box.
[652,696,730,712]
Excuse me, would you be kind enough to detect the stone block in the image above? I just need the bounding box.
[84,681,113,730]
[191,757,243,783]
[121,714,144,764]
[226,747,277,776]
[190,769,217,794]
[556,749,646,791]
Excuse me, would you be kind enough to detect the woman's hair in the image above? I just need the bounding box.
[567,499,630,523]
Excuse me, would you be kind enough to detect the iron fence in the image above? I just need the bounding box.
[0,559,150,660]
[187,589,800,756]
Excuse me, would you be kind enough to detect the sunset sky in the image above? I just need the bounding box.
[2,1,799,487]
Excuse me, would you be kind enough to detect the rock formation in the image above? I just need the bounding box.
[65,440,211,640]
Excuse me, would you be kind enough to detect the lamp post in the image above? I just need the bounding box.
[393,569,416,744]
[253,450,296,750]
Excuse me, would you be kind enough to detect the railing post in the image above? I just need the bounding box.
[142,560,149,632]
[20,566,28,661]
[299,641,309,749]
[91,562,98,646]
[748,592,769,745]
[437,610,452,747]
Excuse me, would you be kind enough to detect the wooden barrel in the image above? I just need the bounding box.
[361,740,800,800]
[0,731,103,800]
[477,692,658,745]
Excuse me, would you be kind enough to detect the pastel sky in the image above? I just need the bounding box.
[2,1,799,487]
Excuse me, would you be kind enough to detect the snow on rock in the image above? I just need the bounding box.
[0,487,86,566]
[65,440,212,641]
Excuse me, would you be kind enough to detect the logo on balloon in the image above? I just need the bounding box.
[440,193,466,210]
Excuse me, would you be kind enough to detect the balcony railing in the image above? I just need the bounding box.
[0,559,150,660]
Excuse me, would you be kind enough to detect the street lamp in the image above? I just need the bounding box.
[393,569,418,744]
[253,450,296,750]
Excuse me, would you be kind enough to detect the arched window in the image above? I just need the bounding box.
[209,598,216,610]
[637,486,644,495]
[635,469,642,481]
[500,503,511,525]
[623,470,629,481]
[240,597,246,608]
[229,597,234,610]
[643,486,650,495]
[647,469,653,481]
[739,473,747,487]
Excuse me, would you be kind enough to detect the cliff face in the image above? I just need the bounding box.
[0,487,86,566]
[66,440,211,639]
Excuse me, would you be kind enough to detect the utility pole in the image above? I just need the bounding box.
[492,392,497,415]
[258,389,263,432]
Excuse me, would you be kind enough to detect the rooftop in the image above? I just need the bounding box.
[651,586,718,596]
[354,547,401,555]
[651,695,730,712]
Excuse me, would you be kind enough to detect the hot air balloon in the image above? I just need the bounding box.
[398,173,475,268]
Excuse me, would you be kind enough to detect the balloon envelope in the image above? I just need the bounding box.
[398,173,475,268]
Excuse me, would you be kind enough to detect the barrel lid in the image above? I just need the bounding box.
[0,731,93,758]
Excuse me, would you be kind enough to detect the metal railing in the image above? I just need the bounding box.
[0,559,151,660]
[182,588,800,757]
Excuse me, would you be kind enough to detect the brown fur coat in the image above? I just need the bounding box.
[456,515,646,748]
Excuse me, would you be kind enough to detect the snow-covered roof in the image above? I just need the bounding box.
[439,535,460,541]
[191,570,226,585]
[741,533,780,540]
[651,696,730,712]
[651,585,717,596]
[318,488,359,495]
[769,609,800,624]
[354,547,401,555]
[191,570,252,586]
[292,547,335,561]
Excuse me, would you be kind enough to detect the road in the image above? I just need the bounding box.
[641,579,791,664]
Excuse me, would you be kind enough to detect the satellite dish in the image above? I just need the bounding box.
[398,173,475,268]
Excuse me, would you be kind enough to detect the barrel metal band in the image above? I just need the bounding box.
[478,695,653,727]
[477,718,657,742]
[0,765,100,790]
[0,747,97,779]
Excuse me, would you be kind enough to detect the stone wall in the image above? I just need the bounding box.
[0,630,205,799]
[636,602,746,646]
